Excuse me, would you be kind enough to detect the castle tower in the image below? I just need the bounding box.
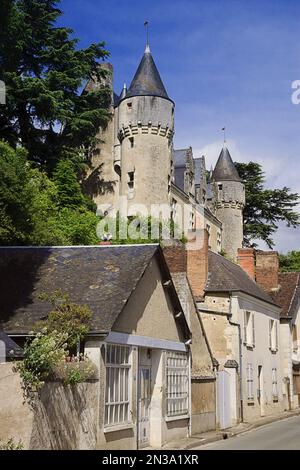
[115,44,175,215]
[212,146,245,260]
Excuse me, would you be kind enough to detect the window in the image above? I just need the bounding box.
[218,184,223,191]
[127,102,132,109]
[217,230,221,250]
[105,344,131,427]
[269,320,278,352]
[247,363,254,401]
[166,352,189,417]
[243,311,255,347]
[127,171,134,190]
[129,137,134,148]
[272,368,278,401]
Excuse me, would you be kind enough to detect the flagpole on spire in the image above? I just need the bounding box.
[144,21,150,52]
[221,127,226,144]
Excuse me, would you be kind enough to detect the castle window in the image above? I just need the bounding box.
[129,137,134,148]
[218,184,223,191]
[127,171,134,190]
[127,102,132,109]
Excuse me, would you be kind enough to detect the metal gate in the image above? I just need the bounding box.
[217,370,232,429]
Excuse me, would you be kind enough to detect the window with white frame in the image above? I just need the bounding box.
[166,352,189,417]
[269,319,278,352]
[243,311,255,347]
[246,363,254,401]
[104,344,131,427]
[272,367,278,401]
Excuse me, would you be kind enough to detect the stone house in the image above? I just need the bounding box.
[273,272,300,410]
[0,244,214,449]
[184,234,284,429]
[238,250,300,412]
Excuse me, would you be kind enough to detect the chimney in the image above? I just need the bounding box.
[237,248,255,279]
[163,240,187,274]
[255,251,279,293]
[186,229,209,300]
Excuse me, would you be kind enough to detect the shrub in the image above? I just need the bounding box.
[0,438,23,450]
[53,358,98,385]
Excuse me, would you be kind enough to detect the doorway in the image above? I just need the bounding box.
[138,349,152,448]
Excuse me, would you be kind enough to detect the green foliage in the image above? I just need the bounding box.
[16,329,68,396]
[0,438,23,450]
[98,214,187,245]
[0,141,99,245]
[279,251,300,272]
[0,0,111,172]
[16,292,94,400]
[37,290,92,349]
[235,161,300,248]
[53,359,97,385]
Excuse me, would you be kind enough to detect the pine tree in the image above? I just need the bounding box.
[235,161,300,248]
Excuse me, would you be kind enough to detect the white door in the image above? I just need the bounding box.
[217,370,232,429]
[138,366,151,448]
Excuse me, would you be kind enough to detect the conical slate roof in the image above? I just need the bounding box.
[125,47,170,101]
[212,146,241,182]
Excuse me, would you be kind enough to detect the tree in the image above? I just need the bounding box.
[235,161,300,248]
[279,251,300,272]
[0,0,111,172]
[0,141,100,245]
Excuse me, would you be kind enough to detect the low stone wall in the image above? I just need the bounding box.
[0,363,99,449]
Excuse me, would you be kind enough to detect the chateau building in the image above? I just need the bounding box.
[86,44,244,260]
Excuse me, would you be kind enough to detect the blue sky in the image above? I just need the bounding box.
[60,0,300,252]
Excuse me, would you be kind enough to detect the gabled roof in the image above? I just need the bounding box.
[206,251,278,306]
[0,245,190,338]
[272,272,300,319]
[0,331,23,358]
[212,146,241,182]
[125,48,170,101]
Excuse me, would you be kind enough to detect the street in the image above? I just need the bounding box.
[196,415,300,450]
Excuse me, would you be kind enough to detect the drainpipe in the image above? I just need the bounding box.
[228,294,244,423]
[187,347,192,438]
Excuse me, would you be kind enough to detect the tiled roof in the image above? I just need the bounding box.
[0,245,160,334]
[272,272,300,318]
[206,251,278,306]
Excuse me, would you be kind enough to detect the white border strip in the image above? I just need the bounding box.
[106,331,187,352]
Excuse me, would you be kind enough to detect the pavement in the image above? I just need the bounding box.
[160,409,300,450]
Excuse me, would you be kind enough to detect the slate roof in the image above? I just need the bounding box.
[173,149,188,192]
[125,48,170,101]
[205,251,278,306]
[0,245,161,334]
[0,331,23,358]
[272,272,300,318]
[212,146,241,182]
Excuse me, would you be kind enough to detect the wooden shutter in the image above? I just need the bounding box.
[252,314,255,347]
[275,321,279,350]
[243,311,247,344]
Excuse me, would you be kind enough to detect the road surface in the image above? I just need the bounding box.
[195,415,300,450]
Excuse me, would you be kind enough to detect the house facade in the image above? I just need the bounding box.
[272,272,300,410]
